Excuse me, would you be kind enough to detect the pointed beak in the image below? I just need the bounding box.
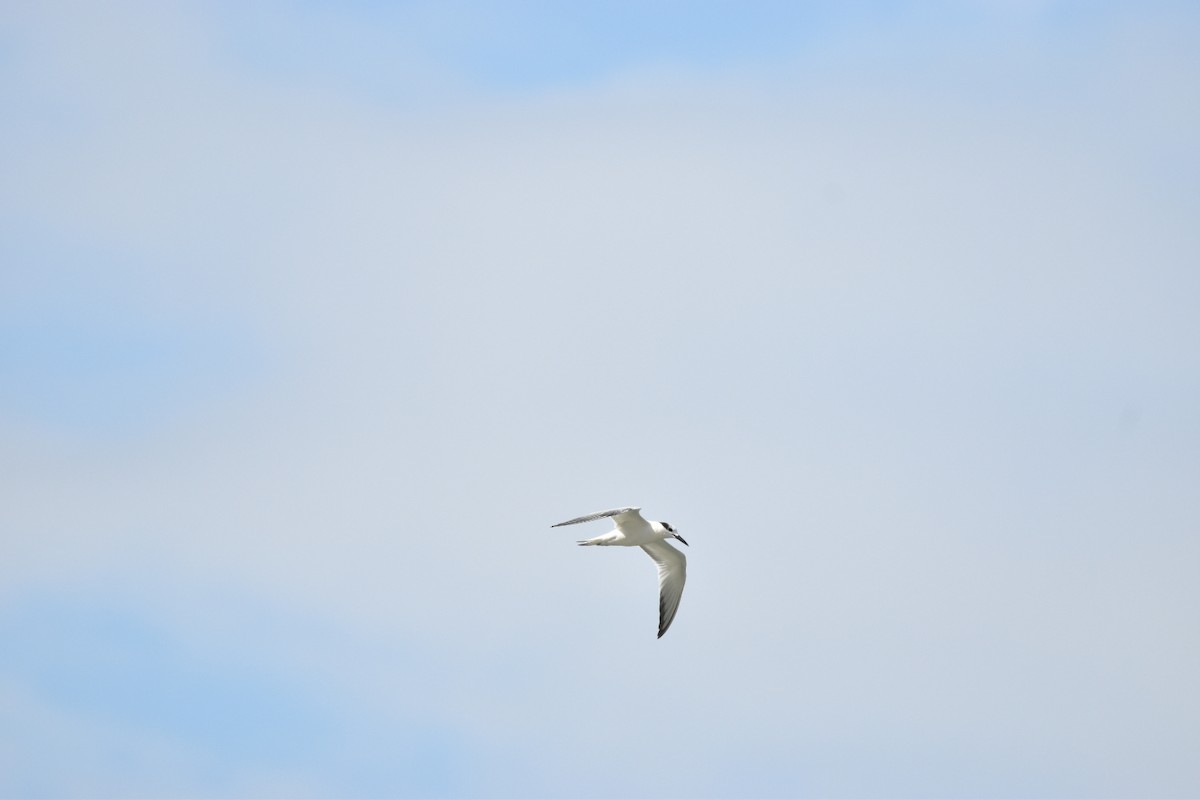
[675,534,689,547]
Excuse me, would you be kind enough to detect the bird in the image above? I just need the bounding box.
[552,507,688,638]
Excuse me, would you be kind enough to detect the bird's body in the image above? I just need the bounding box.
[552,507,688,638]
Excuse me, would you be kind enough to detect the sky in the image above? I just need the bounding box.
[1,1,1199,797]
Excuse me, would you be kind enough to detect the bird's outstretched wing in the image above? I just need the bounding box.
[551,507,642,527]
[640,540,687,638]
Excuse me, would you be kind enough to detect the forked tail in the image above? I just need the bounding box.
[576,532,619,546]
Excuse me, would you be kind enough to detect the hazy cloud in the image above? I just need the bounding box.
[2,2,1198,797]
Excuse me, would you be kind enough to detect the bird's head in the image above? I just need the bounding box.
[659,520,689,547]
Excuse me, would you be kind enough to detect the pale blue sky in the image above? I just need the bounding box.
[2,1,1199,797]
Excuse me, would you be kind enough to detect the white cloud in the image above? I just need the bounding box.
[2,2,1199,796]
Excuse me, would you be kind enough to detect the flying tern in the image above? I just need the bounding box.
[552,507,688,638]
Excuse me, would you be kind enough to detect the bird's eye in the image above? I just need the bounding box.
[664,523,673,532]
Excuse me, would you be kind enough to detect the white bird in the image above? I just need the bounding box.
[552,507,688,638]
